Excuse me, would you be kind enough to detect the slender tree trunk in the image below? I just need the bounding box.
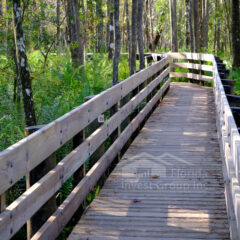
[231,0,240,67]
[216,20,221,52]
[193,0,200,52]
[122,0,126,50]
[108,0,114,60]
[145,0,150,50]
[113,0,120,84]
[13,39,21,103]
[106,0,110,49]
[125,0,131,68]
[80,0,87,51]
[202,0,209,50]
[56,0,60,46]
[130,0,137,75]
[224,0,232,55]
[178,6,183,48]
[66,0,84,69]
[198,0,203,50]
[137,0,145,70]
[13,0,37,126]
[169,0,178,52]
[149,0,154,45]
[96,0,104,52]
[185,0,193,52]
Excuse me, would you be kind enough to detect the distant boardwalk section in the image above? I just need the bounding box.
[68,83,230,240]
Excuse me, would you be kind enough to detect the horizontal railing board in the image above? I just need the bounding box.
[167,52,214,62]
[0,67,170,240]
[171,62,213,72]
[170,72,213,82]
[31,79,171,240]
[0,57,169,195]
[213,57,240,239]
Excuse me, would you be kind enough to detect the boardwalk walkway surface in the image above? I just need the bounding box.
[68,82,230,240]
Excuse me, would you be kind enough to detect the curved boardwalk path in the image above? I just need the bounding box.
[68,82,230,240]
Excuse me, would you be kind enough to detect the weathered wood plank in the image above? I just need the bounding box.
[167,52,214,62]
[170,72,213,82]
[171,62,213,72]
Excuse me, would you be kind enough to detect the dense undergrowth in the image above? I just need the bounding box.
[1,50,240,239]
[0,51,130,239]
[0,51,129,152]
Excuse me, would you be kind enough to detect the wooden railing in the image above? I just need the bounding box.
[1,52,240,239]
[165,52,240,238]
[0,57,170,239]
[213,56,240,239]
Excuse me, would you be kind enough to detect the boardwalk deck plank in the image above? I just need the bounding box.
[68,82,230,240]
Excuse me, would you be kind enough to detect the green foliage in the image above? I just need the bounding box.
[0,52,129,152]
[229,68,240,96]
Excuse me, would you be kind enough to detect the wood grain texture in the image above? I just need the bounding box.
[170,72,213,82]
[171,62,213,72]
[68,82,230,240]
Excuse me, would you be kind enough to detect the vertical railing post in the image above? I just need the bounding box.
[110,101,120,165]
[69,129,86,225]
[84,96,105,169]
[25,125,56,240]
[200,60,204,86]
[0,193,6,213]
[72,130,85,187]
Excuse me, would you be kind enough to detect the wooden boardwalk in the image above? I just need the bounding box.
[68,82,230,239]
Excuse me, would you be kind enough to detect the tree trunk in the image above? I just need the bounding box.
[66,0,84,69]
[198,0,203,50]
[224,0,232,55]
[130,0,137,75]
[56,0,60,46]
[13,41,21,103]
[169,0,178,52]
[113,0,120,85]
[193,0,200,52]
[108,0,114,60]
[121,0,126,50]
[145,0,150,51]
[125,0,131,69]
[178,6,183,48]
[96,0,104,52]
[12,0,37,126]
[216,20,221,52]
[137,0,145,70]
[231,0,240,67]
[202,0,209,50]
[106,0,110,49]
[185,0,192,51]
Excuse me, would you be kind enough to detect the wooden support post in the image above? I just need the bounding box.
[72,130,85,187]
[25,125,57,240]
[110,102,120,164]
[199,60,204,86]
[0,193,6,213]
[68,130,86,226]
[84,96,105,169]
